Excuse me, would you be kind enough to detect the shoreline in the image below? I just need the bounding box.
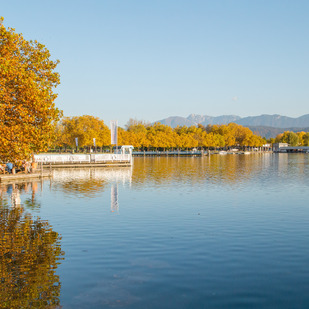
[0,172,51,183]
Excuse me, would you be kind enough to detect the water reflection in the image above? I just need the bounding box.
[7,183,21,207]
[131,154,309,187]
[111,183,119,213]
[0,182,42,210]
[0,155,306,308]
[0,182,64,308]
[47,155,309,192]
[51,167,132,198]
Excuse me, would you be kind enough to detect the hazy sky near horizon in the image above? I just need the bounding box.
[2,0,309,126]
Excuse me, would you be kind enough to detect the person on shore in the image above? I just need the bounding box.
[21,161,31,173]
[6,162,13,174]
[31,161,37,173]
[25,161,31,173]
[0,164,5,174]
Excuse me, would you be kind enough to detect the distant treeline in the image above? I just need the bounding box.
[274,131,309,146]
[52,116,309,151]
[247,126,309,139]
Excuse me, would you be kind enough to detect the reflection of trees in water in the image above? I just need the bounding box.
[0,206,64,308]
[24,197,41,210]
[53,179,107,198]
[0,191,9,208]
[132,155,272,186]
[0,182,42,210]
[51,168,133,198]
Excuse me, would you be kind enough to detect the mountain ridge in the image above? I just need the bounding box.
[155,114,309,129]
[154,114,309,138]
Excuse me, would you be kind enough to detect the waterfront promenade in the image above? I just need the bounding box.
[132,149,272,156]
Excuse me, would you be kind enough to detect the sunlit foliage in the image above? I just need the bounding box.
[275,131,309,146]
[52,118,267,151]
[54,115,110,150]
[0,17,62,163]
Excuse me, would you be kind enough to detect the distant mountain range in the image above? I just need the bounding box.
[155,114,309,138]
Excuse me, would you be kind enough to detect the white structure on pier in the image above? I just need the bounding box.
[34,146,134,165]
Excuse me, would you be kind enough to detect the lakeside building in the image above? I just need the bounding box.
[273,143,289,152]
[273,143,309,153]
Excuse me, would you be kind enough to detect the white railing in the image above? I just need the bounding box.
[34,154,90,164]
[91,154,131,162]
[34,153,132,164]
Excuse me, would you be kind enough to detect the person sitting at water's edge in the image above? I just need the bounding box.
[21,160,31,173]
[6,162,13,174]
[0,164,6,174]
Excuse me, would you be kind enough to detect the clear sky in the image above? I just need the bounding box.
[1,0,309,126]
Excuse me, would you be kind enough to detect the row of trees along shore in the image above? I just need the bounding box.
[51,116,309,152]
[53,116,266,151]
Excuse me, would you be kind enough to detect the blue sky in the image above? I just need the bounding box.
[2,0,309,126]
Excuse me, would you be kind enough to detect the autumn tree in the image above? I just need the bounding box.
[50,121,66,150]
[275,133,284,143]
[59,115,110,150]
[281,131,299,146]
[247,134,264,147]
[213,124,236,147]
[118,127,133,146]
[297,131,306,146]
[303,132,309,146]
[147,123,178,150]
[125,119,150,149]
[0,17,62,163]
[125,118,150,130]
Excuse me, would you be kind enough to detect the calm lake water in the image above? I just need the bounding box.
[1,154,309,308]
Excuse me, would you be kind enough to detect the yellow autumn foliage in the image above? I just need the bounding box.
[0,17,62,163]
[52,118,266,151]
[55,115,110,149]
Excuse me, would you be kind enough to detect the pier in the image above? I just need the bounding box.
[132,149,272,156]
[273,144,309,153]
[34,146,133,168]
[132,150,207,156]
[0,171,51,183]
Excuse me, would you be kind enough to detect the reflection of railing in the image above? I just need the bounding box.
[34,154,132,164]
[52,168,132,184]
[90,154,131,162]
